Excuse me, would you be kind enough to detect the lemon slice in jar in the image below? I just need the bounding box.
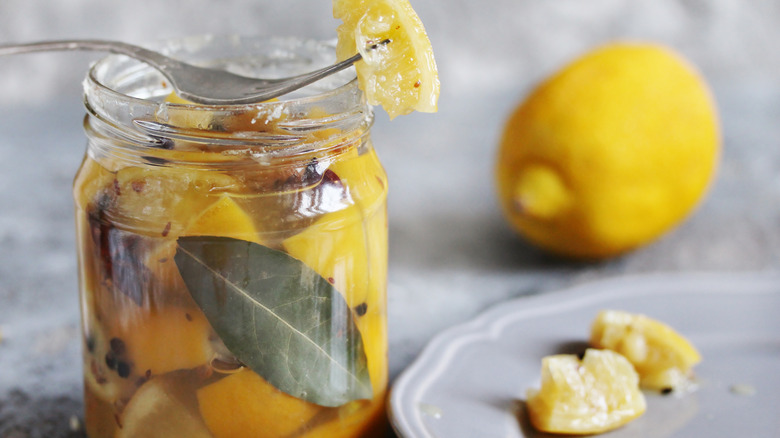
[197,368,322,438]
[116,373,212,438]
[334,0,440,119]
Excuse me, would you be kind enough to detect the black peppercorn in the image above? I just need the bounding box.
[105,352,118,370]
[354,302,368,317]
[117,362,131,378]
[109,337,126,355]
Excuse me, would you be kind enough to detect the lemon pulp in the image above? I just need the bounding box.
[591,310,701,391]
[334,0,439,119]
[526,349,647,435]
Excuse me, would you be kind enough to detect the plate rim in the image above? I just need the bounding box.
[388,270,780,438]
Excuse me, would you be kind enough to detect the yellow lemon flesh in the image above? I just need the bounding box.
[183,194,260,241]
[105,307,213,379]
[526,349,646,435]
[162,92,214,130]
[197,367,387,438]
[197,368,323,438]
[334,0,439,119]
[496,43,720,259]
[591,310,701,391]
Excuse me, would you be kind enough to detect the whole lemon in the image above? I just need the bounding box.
[496,43,720,259]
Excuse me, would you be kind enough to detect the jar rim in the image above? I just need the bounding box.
[82,35,372,164]
[85,35,363,109]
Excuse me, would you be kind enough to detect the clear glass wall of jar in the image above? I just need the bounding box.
[73,36,388,437]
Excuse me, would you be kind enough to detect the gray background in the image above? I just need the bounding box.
[1,0,779,436]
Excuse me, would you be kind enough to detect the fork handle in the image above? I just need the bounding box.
[0,39,179,73]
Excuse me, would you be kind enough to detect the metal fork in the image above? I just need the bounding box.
[0,39,378,105]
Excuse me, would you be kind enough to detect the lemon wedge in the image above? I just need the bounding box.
[184,194,260,242]
[334,0,439,119]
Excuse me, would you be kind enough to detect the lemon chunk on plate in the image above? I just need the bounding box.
[526,349,646,435]
[334,0,439,119]
[590,310,701,391]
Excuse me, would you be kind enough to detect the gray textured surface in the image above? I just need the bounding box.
[1,0,779,436]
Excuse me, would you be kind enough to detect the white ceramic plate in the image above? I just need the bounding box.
[389,272,780,437]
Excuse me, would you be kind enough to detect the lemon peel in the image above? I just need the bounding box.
[496,42,720,259]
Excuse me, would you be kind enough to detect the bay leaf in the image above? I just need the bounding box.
[174,236,372,407]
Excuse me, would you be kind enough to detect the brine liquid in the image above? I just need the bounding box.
[74,145,388,438]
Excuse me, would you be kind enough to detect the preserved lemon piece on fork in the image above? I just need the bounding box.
[590,310,701,391]
[334,0,439,119]
[526,349,646,435]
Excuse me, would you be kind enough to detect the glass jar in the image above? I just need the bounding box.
[73,36,388,438]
